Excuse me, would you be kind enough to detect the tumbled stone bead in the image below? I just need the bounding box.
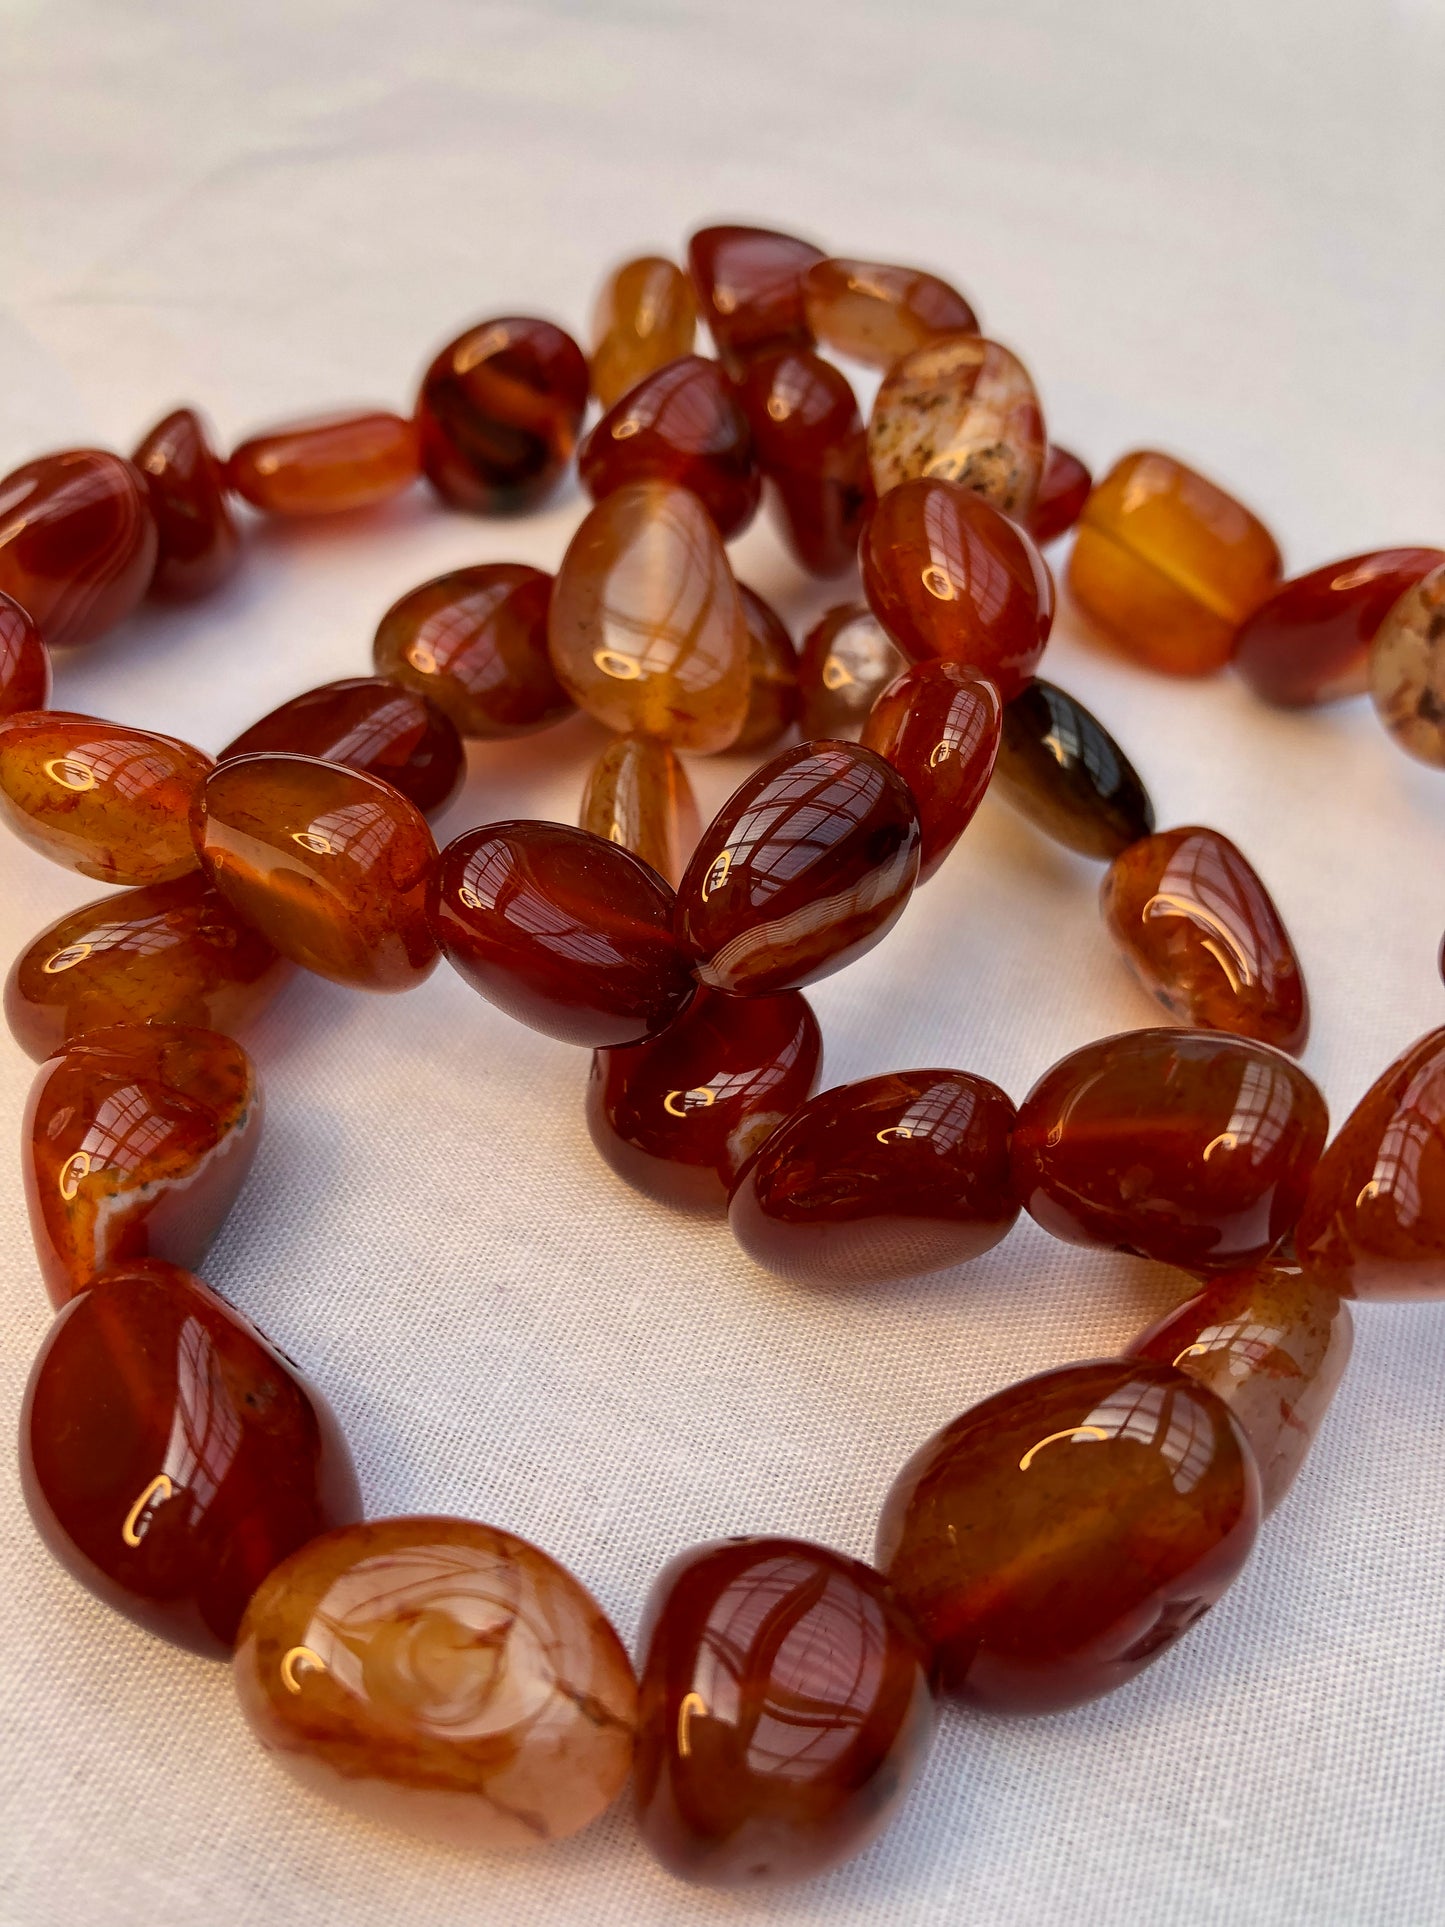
[131,407,240,600]
[227,410,420,516]
[861,477,1052,700]
[876,1359,1260,1712]
[1028,445,1092,546]
[430,821,695,1047]
[868,333,1046,518]
[1101,825,1308,1053]
[687,224,825,367]
[992,677,1154,860]
[5,874,291,1062]
[23,1024,262,1305]
[579,733,700,888]
[0,710,210,885]
[1011,1027,1327,1272]
[578,355,759,540]
[590,254,698,409]
[733,349,871,577]
[21,1259,359,1656]
[588,986,822,1211]
[233,1516,637,1850]
[0,591,50,717]
[802,257,979,369]
[861,662,1001,880]
[798,604,908,742]
[1068,450,1282,676]
[220,676,464,819]
[416,315,589,513]
[1128,1262,1353,1514]
[0,449,157,647]
[635,1536,932,1887]
[1233,548,1445,708]
[733,583,799,753]
[676,741,920,996]
[194,754,438,992]
[548,481,751,753]
[1368,562,1445,766]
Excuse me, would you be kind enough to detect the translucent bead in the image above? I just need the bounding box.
[992,678,1154,860]
[1234,548,1445,708]
[578,355,759,540]
[861,661,1001,879]
[733,348,871,577]
[1367,562,1445,766]
[416,316,589,513]
[797,604,907,741]
[589,253,698,409]
[1028,445,1092,545]
[802,257,978,368]
[0,449,156,646]
[0,592,50,717]
[733,583,799,753]
[579,732,700,888]
[131,407,240,600]
[867,333,1046,518]
[227,410,419,516]
[687,224,825,367]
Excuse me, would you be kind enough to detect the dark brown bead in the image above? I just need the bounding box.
[416,316,589,513]
[578,355,759,540]
[733,349,871,576]
[0,591,50,716]
[1028,445,1092,546]
[687,225,825,367]
[993,678,1155,860]
[861,661,1001,879]
[131,408,240,600]
[0,449,157,647]
[797,604,907,742]
[1232,547,1445,707]
[733,583,799,753]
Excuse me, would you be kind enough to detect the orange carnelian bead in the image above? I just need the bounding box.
[589,254,698,410]
[687,224,825,367]
[1011,1027,1328,1272]
[131,407,240,600]
[227,410,419,516]
[0,592,50,717]
[1028,444,1092,546]
[1232,548,1445,708]
[0,449,156,647]
[1068,450,1282,676]
[993,678,1154,861]
[733,583,799,752]
[1369,564,1445,766]
[733,348,872,576]
[579,733,700,888]
[21,1259,360,1657]
[579,356,759,540]
[797,603,907,741]
[1101,825,1308,1053]
[862,662,1001,880]
[0,710,210,885]
[23,1024,262,1306]
[876,1360,1260,1711]
[635,1537,933,1887]
[802,257,979,369]
[194,754,438,992]
[868,333,1046,517]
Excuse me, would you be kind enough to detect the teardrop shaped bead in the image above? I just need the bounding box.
[589,253,698,409]
[867,333,1046,517]
[733,348,872,576]
[227,410,420,516]
[861,661,1001,880]
[992,677,1154,860]
[687,224,825,367]
[0,592,50,717]
[0,449,157,646]
[797,604,908,741]
[131,407,240,601]
[733,583,799,752]
[579,732,700,888]
[578,356,759,540]
[1234,547,1445,708]
[1367,562,1445,766]
[1028,444,1092,545]
[802,257,979,368]
[21,1259,360,1656]
[233,1516,637,1849]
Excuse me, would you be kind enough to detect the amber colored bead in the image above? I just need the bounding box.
[1011,1027,1327,1272]
[1028,445,1092,546]
[429,821,695,1047]
[0,710,210,885]
[992,677,1154,861]
[802,257,979,369]
[1368,562,1445,766]
[548,481,751,753]
[220,677,464,819]
[590,254,698,410]
[876,1359,1260,1712]
[687,224,825,367]
[416,315,589,514]
[733,583,799,752]
[227,410,419,517]
[0,592,50,716]
[1068,450,1282,676]
[635,1537,933,1887]
[860,477,1053,700]
[131,408,240,600]
[0,449,156,647]
[23,1024,262,1306]
[1128,1262,1352,1514]
[21,1260,359,1657]
[862,662,1001,880]
[578,356,759,540]
[588,986,822,1211]
[797,604,908,742]
[194,754,438,992]
[733,349,871,577]
[868,333,1046,518]
[233,1516,637,1850]
[1101,825,1308,1053]
[579,733,700,889]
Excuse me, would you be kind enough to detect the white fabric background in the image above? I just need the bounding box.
[1,2,1444,1922]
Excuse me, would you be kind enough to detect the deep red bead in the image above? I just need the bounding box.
[579,355,759,540]
[0,449,157,647]
[0,591,50,716]
[1028,445,1092,546]
[131,408,240,601]
[1232,548,1445,707]
[861,661,1001,880]
[732,349,871,576]
[687,225,825,366]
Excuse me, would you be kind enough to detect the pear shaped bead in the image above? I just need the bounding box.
[131,408,240,601]
[867,333,1046,517]
[579,355,759,539]
[579,733,700,888]
[0,449,157,646]
[798,604,908,742]
[1368,562,1445,766]
[0,592,50,717]
[861,661,1001,879]
[733,583,799,752]
[1028,445,1092,545]
[589,254,697,409]
[802,257,979,368]
[993,678,1154,860]
[687,224,825,367]
[733,348,871,576]
[1235,547,1445,708]
[227,411,419,516]
[416,316,589,513]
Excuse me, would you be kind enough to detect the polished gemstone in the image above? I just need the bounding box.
[227,410,419,516]
[992,677,1154,860]
[687,224,825,367]
[579,355,759,540]
[131,408,240,600]
[868,333,1046,517]
[802,257,978,368]
[416,316,589,513]
[0,449,156,647]
[1367,562,1445,766]
[733,583,799,752]
[733,348,871,576]
[861,661,1001,879]
[797,603,907,742]
[579,732,700,888]
[1234,548,1445,707]
[589,254,698,409]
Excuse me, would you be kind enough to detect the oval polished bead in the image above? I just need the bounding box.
[1233,547,1445,708]
[868,333,1046,518]
[687,224,825,367]
[131,407,240,600]
[0,710,210,885]
[802,257,979,369]
[233,1516,637,1850]
[1368,562,1445,767]
[578,355,759,540]
[992,677,1155,861]
[416,315,589,514]
[733,349,871,576]
[0,591,50,717]
[1068,450,1282,676]
[588,986,822,1211]
[579,733,700,888]
[227,410,420,516]
[429,821,695,1047]
[1128,1262,1353,1514]
[548,481,751,753]
[194,754,438,992]
[0,449,157,647]
[21,1260,360,1657]
[635,1537,933,1887]
[23,1024,262,1305]
[1028,444,1092,546]
[1011,1027,1328,1272]
[797,604,908,742]
[1100,825,1308,1053]
[219,677,464,819]
[676,741,921,996]
[733,583,799,753]
[875,1360,1260,1712]
[860,477,1053,700]
[590,253,698,409]
[861,661,1001,880]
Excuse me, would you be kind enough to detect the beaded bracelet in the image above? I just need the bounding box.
[3,221,1443,1891]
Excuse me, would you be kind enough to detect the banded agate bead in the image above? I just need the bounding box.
[862,661,1001,880]
[687,224,825,367]
[416,316,589,513]
[802,257,979,368]
[579,733,700,888]
[733,584,799,753]
[1028,445,1092,546]
[992,678,1154,861]
[227,411,420,516]
[589,254,698,409]
[867,333,1046,517]
[0,592,50,717]
[578,356,759,540]
[1234,547,1445,708]
[0,449,156,646]
[1368,562,1445,766]
[733,348,871,577]
[132,408,240,600]
[797,604,907,742]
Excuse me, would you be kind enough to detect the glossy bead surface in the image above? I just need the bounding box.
[1068,451,1282,676]
[429,822,695,1047]
[0,592,50,716]
[416,316,589,514]
[0,710,209,884]
[733,584,799,752]
[21,1260,359,1657]
[635,1537,933,1887]
[687,225,825,367]
[579,733,700,888]
[1028,445,1092,546]
[194,754,438,992]
[868,333,1046,517]
[0,449,156,647]
[1233,548,1445,708]
[227,411,419,516]
[861,662,1001,879]
[802,257,979,369]
[590,254,698,409]
[1101,825,1308,1052]
[993,678,1154,860]
[676,741,920,996]
[548,481,750,753]
[797,604,907,742]
[578,356,759,540]
[24,1024,262,1305]
[876,1360,1260,1712]
[131,408,240,600]
[233,1516,636,1849]
[1368,562,1445,766]
[1011,1027,1328,1272]
[733,349,871,576]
